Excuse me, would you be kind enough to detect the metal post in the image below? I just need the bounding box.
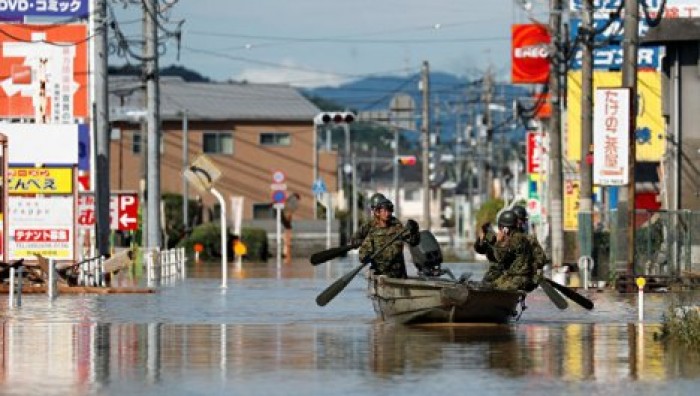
[326,193,332,249]
[182,110,189,230]
[8,267,15,308]
[549,0,564,269]
[145,0,162,249]
[95,0,111,257]
[352,152,357,235]
[211,188,227,289]
[579,0,594,260]
[621,0,639,280]
[276,203,282,267]
[420,61,431,230]
[48,259,56,300]
[393,126,400,218]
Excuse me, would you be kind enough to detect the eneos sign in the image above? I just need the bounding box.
[511,24,550,84]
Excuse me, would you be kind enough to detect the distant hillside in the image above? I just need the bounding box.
[109,64,212,82]
[305,72,533,144]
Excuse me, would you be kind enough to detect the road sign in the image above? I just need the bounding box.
[112,193,139,231]
[312,179,327,195]
[78,192,139,231]
[272,170,286,184]
[272,190,287,204]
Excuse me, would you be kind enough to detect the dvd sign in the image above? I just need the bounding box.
[511,24,551,84]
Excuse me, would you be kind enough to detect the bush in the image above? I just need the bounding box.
[475,198,504,229]
[179,223,269,262]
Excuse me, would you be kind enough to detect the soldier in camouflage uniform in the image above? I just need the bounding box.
[490,210,536,291]
[355,195,420,278]
[350,193,387,247]
[512,205,549,288]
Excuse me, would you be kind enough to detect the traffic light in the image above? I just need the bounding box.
[396,155,417,166]
[314,111,356,125]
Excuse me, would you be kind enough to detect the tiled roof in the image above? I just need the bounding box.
[110,76,320,122]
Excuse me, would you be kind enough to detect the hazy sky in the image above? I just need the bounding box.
[112,0,549,87]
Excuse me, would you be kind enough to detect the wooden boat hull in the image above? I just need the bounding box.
[368,275,525,324]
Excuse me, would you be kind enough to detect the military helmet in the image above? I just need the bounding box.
[369,193,388,209]
[370,194,393,212]
[497,210,517,228]
[512,205,529,221]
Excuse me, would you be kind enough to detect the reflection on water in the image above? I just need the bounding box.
[0,259,698,395]
[1,321,699,395]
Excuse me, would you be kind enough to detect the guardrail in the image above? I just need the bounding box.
[144,247,187,287]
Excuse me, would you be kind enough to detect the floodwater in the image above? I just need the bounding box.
[1,258,700,396]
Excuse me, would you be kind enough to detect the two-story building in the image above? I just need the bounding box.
[109,76,338,223]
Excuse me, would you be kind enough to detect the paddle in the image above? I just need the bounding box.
[544,278,594,310]
[315,230,407,307]
[539,278,568,309]
[309,245,355,266]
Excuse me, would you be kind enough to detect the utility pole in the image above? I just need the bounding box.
[579,0,594,261]
[145,0,162,248]
[182,110,189,231]
[420,61,431,230]
[94,0,111,256]
[549,0,565,268]
[483,68,493,200]
[620,0,639,279]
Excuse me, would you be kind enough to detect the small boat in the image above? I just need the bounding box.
[367,230,526,325]
[367,275,526,324]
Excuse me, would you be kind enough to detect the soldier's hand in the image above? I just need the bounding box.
[360,255,372,265]
[406,219,419,236]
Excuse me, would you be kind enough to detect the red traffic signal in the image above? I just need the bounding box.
[396,155,417,166]
[315,112,356,125]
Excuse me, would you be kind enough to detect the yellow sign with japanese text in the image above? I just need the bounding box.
[9,167,73,194]
[564,177,580,231]
[567,70,664,162]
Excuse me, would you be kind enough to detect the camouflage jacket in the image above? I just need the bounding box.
[492,231,534,278]
[527,234,550,271]
[358,217,419,269]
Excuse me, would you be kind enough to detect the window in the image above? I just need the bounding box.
[253,203,275,219]
[203,131,233,154]
[260,132,291,146]
[132,131,142,154]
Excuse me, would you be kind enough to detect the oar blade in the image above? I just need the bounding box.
[315,263,366,306]
[309,246,353,266]
[539,279,568,310]
[545,279,594,310]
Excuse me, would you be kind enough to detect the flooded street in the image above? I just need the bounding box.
[1,259,699,395]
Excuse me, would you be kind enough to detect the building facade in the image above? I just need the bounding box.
[109,77,338,223]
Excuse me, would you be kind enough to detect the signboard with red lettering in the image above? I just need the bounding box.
[593,87,630,185]
[9,196,74,260]
[511,24,550,84]
[526,132,544,175]
[78,192,139,231]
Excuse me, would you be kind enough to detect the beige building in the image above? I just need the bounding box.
[109,77,338,222]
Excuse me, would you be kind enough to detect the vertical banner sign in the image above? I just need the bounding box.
[511,24,551,84]
[526,131,544,175]
[0,24,88,122]
[564,177,580,231]
[593,87,630,185]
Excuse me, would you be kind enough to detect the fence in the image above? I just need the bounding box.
[144,247,187,287]
[594,209,700,280]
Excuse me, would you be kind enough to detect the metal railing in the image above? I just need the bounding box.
[144,247,187,287]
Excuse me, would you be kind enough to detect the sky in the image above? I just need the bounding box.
[111,0,550,88]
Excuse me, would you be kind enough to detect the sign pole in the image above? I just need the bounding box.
[276,204,282,269]
[211,187,227,289]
